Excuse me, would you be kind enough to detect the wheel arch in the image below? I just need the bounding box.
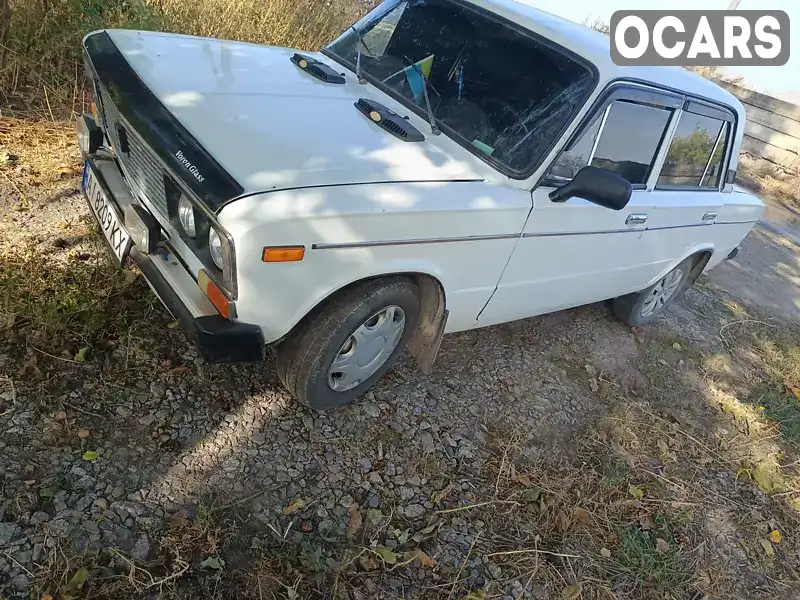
[644,245,716,289]
[276,271,448,371]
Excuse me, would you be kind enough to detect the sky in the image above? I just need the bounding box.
[526,0,799,102]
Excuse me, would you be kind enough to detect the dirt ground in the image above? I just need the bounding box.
[2,119,800,600]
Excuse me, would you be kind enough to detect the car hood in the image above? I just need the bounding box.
[105,30,490,195]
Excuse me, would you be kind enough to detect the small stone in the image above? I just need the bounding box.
[32,543,44,563]
[340,494,354,508]
[93,498,109,510]
[252,432,265,444]
[399,486,415,500]
[584,364,598,376]
[54,410,67,422]
[672,342,682,350]
[357,458,372,473]
[328,463,341,474]
[11,573,29,591]
[30,511,50,524]
[369,471,383,484]
[83,521,100,534]
[75,495,93,511]
[47,519,72,538]
[0,522,20,544]
[77,428,90,439]
[589,378,599,393]
[132,534,151,561]
[404,504,425,519]
[362,404,381,418]
[420,431,435,452]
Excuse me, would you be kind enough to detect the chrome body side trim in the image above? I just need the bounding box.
[311,220,760,250]
[311,232,520,250]
[523,228,644,238]
[646,222,713,231]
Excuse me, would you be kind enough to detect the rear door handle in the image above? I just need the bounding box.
[702,211,718,222]
[626,213,648,225]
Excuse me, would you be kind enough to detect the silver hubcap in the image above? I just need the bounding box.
[327,306,406,392]
[641,268,684,318]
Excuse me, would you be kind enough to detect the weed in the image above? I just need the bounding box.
[0,237,155,354]
[605,520,693,596]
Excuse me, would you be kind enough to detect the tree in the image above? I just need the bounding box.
[666,129,715,166]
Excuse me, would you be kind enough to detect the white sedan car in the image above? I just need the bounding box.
[76,0,763,409]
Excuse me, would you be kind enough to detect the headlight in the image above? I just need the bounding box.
[209,228,224,271]
[177,194,196,238]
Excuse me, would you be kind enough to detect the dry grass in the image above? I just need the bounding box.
[738,154,800,211]
[0,0,365,115]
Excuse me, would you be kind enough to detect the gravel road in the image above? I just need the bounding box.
[1,159,799,599]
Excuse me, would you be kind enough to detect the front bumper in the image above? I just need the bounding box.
[79,135,264,364]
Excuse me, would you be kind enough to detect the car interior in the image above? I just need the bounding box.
[353,0,594,172]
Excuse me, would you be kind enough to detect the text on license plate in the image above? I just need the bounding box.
[83,163,131,264]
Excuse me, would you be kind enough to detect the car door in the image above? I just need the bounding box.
[641,100,734,277]
[478,84,683,327]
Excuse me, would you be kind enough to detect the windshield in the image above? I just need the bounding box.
[324,0,596,175]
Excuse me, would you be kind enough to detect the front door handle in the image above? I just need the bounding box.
[702,211,718,222]
[626,213,648,225]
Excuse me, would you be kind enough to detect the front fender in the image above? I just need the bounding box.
[217,182,528,342]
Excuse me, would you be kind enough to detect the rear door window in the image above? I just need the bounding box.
[657,111,729,188]
[546,99,673,186]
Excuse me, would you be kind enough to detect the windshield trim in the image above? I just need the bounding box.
[322,0,599,181]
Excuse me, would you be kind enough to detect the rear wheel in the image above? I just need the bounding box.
[612,256,694,326]
[275,277,419,410]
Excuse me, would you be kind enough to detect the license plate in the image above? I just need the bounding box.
[82,162,132,265]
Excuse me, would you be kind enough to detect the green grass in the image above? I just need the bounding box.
[745,384,800,444]
[605,520,693,596]
[0,231,155,355]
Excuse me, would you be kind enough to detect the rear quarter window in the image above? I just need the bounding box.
[658,111,729,188]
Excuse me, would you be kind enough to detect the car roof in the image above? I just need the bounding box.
[464,0,744,118]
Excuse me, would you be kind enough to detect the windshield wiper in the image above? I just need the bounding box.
[403,55,439,136]
[349,25,374,84]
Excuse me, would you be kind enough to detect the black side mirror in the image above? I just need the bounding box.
[548,165,632,211]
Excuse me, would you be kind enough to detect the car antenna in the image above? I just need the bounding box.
[404,55,439,136]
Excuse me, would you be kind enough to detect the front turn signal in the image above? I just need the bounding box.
[262,246,305,262]
[198,269,230,319]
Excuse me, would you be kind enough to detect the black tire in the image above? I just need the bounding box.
[275,277,420,410]
[612,256,695,326]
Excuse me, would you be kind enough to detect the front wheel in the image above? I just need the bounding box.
[612,256,694,326]
[275,277,420,410]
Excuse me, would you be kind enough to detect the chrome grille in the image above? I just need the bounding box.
[100,88,170,216]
